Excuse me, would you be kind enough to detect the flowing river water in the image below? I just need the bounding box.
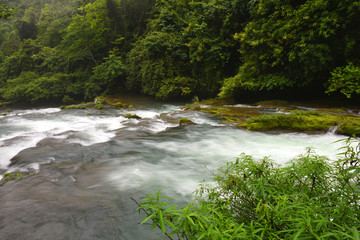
[0,96,346,240]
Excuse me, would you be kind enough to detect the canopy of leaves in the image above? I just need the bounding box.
[220,0,360,99]
[0,0,360,104]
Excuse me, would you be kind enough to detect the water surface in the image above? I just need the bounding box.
[0,97,345,239]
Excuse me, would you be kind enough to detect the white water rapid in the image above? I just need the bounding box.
[0,98,346,239]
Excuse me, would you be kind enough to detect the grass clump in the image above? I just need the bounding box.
[136,137,360,239]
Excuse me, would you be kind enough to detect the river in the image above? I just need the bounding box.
[0,96,345,240]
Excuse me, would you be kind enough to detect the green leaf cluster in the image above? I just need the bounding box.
[138,138,360,239]
[0,4,14,20]
[0,71,92,104]
[0,0,142,104]
[327,63,360,98]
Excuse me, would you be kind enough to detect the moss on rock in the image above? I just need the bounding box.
[124,113,142,119]
[188,98,360,136]
[60,103,94,110]
[179,117,194,126]
[0,172,30,186]
[242,110,360,136]
[95,103,104,110]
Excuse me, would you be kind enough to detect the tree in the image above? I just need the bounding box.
[326,63,360,98]
[61,0,112,68]
[0,4,13,20]
[91,51,126,94]
[219,0,360,99]
[126,0,250,99]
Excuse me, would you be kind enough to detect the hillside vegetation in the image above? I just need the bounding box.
[0,0,359,104]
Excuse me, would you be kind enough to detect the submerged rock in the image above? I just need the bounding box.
[9,138,93,167]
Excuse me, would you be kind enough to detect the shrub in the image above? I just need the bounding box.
[137,137,360,239]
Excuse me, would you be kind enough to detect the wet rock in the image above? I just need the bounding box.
[10,138,93,167]
[158,112,180,124]
[0,172,33,187]
[0,162,136,240]
[60,103,94,110]
[179,117,194,126]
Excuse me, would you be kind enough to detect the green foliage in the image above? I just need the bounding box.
[92,53,126,93]
[1,0,360,103]
[126,30,191,98]
[0,71,94,104]
[219,0,360,98]
[327,63,360,98]
[0,4,14,20]
[60,2,106,67]
[138,138,360,239]
[126,0,248,99]
[157,77,197,99]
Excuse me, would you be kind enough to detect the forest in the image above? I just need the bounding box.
[0,0,359,105]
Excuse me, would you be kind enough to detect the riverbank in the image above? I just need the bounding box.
[185,98,360,136]
[2,94,359,136]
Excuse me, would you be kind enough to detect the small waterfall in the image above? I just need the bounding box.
[328,125,338,135]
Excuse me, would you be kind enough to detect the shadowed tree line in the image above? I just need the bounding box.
[0,0,359,104]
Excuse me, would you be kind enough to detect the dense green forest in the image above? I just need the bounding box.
[0,0,359,104]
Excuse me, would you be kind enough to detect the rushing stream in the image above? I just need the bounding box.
[0,96,346,240]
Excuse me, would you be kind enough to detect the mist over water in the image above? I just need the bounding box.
[0,98,345,239]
